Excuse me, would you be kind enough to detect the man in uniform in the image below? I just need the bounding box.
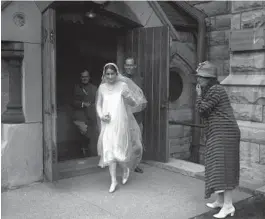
[123,57,145,173]
[72,69,98,157]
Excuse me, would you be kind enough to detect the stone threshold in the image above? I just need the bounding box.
[142,158,265,197]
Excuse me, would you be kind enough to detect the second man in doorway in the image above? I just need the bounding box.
[123,57,145,174]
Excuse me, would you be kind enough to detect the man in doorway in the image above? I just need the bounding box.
[123,57,145,174]
[72,69,98,157]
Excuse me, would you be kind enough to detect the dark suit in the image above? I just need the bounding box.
[123,73,145,172]
[72,83,98,156]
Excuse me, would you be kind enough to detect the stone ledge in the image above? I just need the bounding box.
[143,159,265,197]
[221,75,265,86]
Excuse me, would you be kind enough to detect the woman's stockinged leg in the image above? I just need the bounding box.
[109,162,118,193]
[223,190,234,208]
[119,162,130,185]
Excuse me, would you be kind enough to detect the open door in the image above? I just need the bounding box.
[42,8,58,181]
[123,26,170,162]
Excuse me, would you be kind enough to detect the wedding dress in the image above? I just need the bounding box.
[96,63,147,170]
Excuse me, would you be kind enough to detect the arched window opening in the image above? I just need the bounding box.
[169,70,183,102]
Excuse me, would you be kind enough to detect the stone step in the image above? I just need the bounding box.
[143,158,265,196]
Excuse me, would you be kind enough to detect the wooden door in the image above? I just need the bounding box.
[42,8,58,181]
[124,26,170,162]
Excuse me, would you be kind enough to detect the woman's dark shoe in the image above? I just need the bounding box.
[134,166,143,173]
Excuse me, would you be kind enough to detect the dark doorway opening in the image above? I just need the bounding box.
[55,5,123,162]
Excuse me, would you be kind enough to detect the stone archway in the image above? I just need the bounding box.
[168,53,196,160]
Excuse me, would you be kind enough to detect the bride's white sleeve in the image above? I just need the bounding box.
[121,79,147,113]
[122,83,137,106]
[96,86,103,119]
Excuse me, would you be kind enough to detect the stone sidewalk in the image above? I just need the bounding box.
[2,164,250,219]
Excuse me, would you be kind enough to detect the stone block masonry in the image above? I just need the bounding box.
[221,2,265,183]
[194,1,265,183]
[194,1,231,82]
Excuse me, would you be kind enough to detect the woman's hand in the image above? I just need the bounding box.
[101,113,111,123]
[196,84,202,96]
[122,87,130,98]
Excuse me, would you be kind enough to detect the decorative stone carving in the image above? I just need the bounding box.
[12,12,26,27]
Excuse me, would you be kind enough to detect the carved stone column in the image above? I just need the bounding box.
[1,42,25,123]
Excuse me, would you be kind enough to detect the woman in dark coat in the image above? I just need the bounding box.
[195,61,240,219]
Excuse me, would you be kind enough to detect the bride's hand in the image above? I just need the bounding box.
[101,114,111,123]
[122,86,130,97]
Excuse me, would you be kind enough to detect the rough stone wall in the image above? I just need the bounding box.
[193,1,232,82]
[192,1,265,183]
[222,1,265,184]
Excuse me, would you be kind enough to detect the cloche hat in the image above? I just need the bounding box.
[196,61,217,78]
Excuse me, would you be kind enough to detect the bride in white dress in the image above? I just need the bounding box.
[96,63,147,193]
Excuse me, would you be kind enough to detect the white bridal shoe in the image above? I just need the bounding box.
[213,206,235,218]
[122,168,130,185]
[206,201,223,209]
[109,182,118,193]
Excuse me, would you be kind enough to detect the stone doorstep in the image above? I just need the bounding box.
[142,158,265,197]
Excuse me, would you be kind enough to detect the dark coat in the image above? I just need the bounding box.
[72,83,98,125]
[196,84,241,199]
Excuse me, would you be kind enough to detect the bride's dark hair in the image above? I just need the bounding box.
[104,64,118,75]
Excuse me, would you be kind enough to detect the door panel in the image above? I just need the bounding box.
[124,26,170,162]
[42,8,58,181]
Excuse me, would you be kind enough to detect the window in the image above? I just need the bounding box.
[169,70,183,102]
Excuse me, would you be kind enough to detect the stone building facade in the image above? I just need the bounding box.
[193,1,265,184]
[1,1,264,189]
